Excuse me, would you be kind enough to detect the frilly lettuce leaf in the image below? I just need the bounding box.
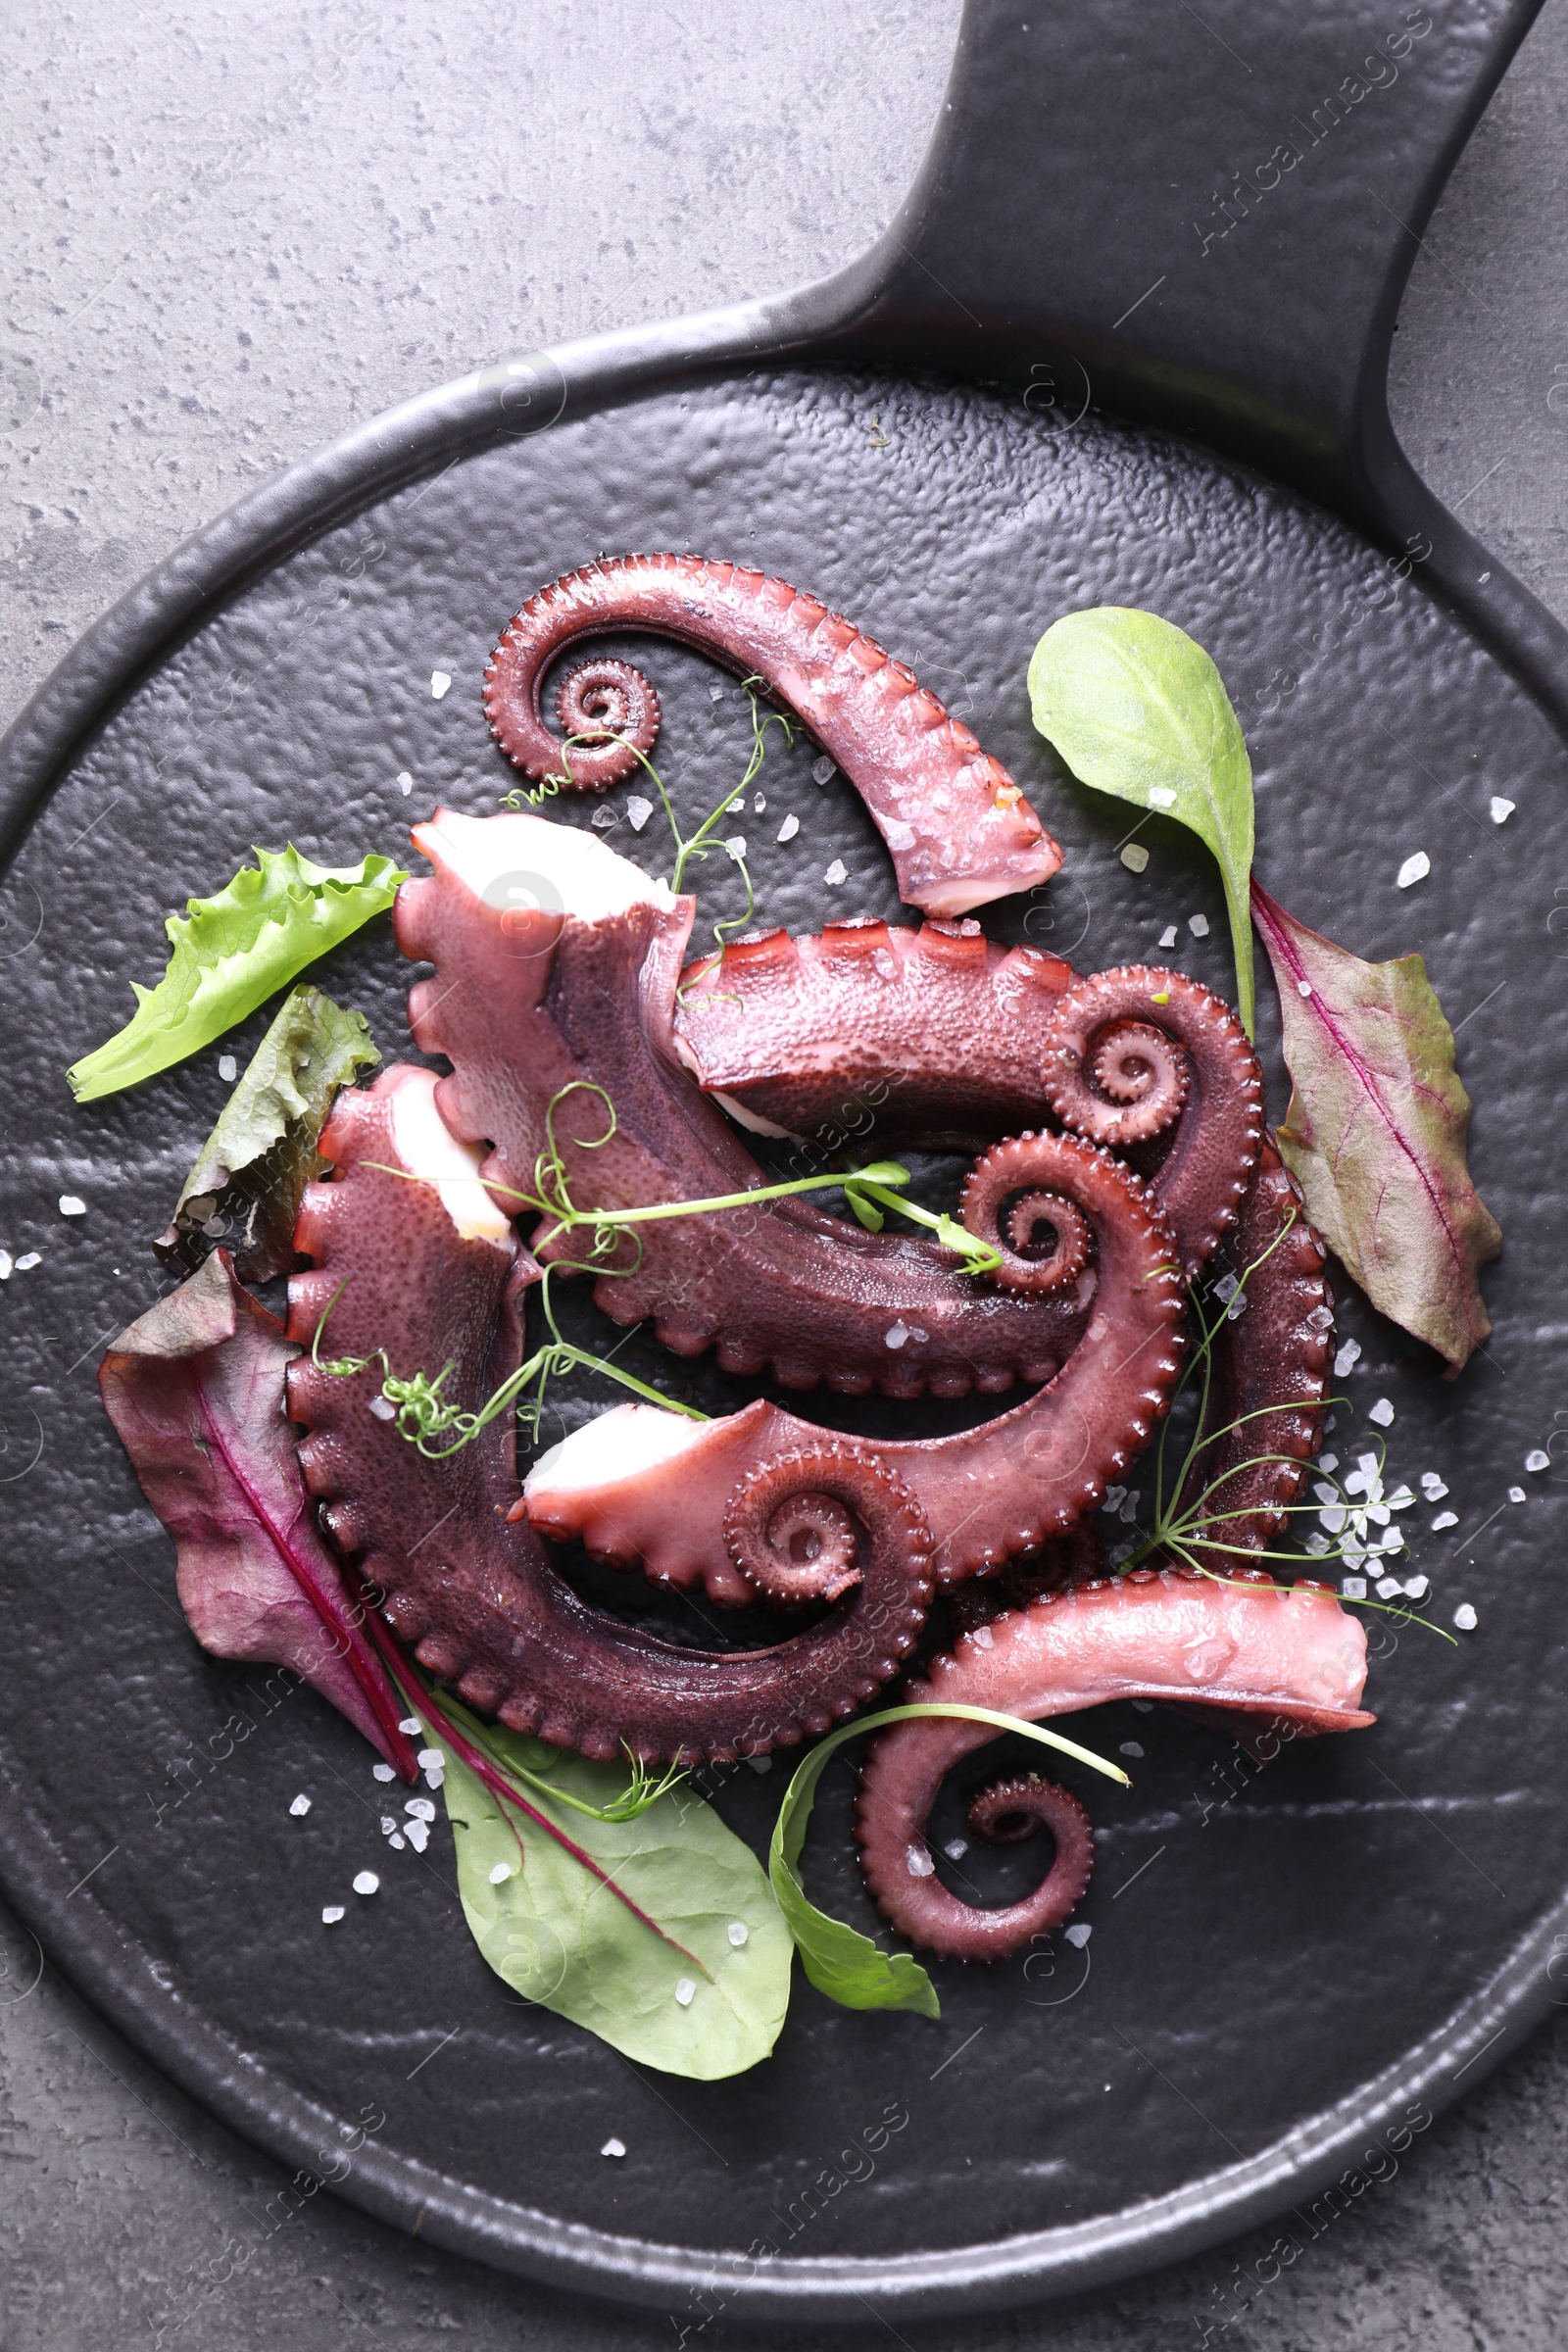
[68,845,406,1102]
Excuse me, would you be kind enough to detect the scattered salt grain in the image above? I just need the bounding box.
[811,756,836,786]
[380,1815,398,1835]
[885,1320,910,1349]
[405,1797,436,1822]
[906,1844,935,1878]
[0,1254,11,1282]
[724,835,746,860]
[1508,1485,1527,1504]
[1342,1577,1367,1599]
[404,1820,429,1852]
[1297,980,1313,998]
[1452,1602,1478,1632]
[1121,843,1150,873]
[1148,786,1178,809]
[727,796,746,813]
[1368,1397,1395,1427]
[1119,1741,1144,1759]
[489,1862,514,1884]
[776,812,800,843]
[1334,1339,1361,1376]
[288,1793,313,1818]
[1307,1305,1334,1331]
[1304,1532,1331,1555]
[626,795,654,832]
[416,1749,444,1771]
[1375,1576,1403,1599]
[590,805,619,830]
[1064,1922,1093,1948]
[601,2137,626,2158]
[1319,1454,1339,1475]
[1213,1274,1240,1303]
[219,1054,238,1081]
[58,1196,85,1218]
[674,1978,696,2007]
[1432,1510,1458,1531]
[398,1717,422,1736]
[1527,1449,1550,1473]
[1188,912,1210,937]
[1313,1481,1338,1504]
[746,1754,772,1773]
[1130,1699,1153,1713]
[389,1833,406,1850]
[944,1839,968,1862]
[727,1922,749,1946]
[1403,1575,1429,1599]
[884,817,916,851]
[397,770,415,798]
[1385,1486,1416,1510]
[372,1763,396,1783]
[1420,1473,1447,1500]
[1396,851,1430,888]
[368,1394,397,1421]
[430,670,452,700]
[710,683,725,702]
[15,1252,40,1271]
[823,858,847,886]
[353,1871,379,1895]
[321,1905,345,1926]
[753,794,765,812]
[1490,796,1515,824]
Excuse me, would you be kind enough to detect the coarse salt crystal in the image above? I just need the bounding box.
[1490,796,1515,824]
[389,1832,406,1850]
[1130,1698,1154,1713]
[1375,1576,1403,1599]
[1396,851,1430,888]
[969,1623,994,1648]
[1213,1274,1240,1302]
[489,1862,514,1884]
[746,1753,772,1773]
[626,795,654,832]
[1307,1305,1334,1331]
[1319,1452,1339,1474]
[726,796,745,813]
[1453,1602,1478,1631]
[423,1767,445,1789]
[353,1871,379,1895]
[288,1793,312,1818]
[590,805,619,831]
[1159,925,1179,948]
[372,1764,396,1783]
[1368,1397,1395,1427]
[219,1054,238,1081]
[1334,1339,1361,1376]
[753,794,765,812]
[397,770,414,798]
[1298,980,1313,997]
[430,670,452,699]
[1403,1575,1429,1599]
[725,835,746,860]
[884,818,916,850]
[777,812,800,843]
[404,1819,429,1852]
[1121,843,1150,873]
[674,1978,696,2007]
[398,1717,422,1736]
[380,1815,398,1835]
[1508,1485,1527,1503]
[321,1905,345,1925]
[811,756,836,786]
[1342,1577,1367,1598]
[1064,1922,1093,1948]
[1313,1481,1338,1504]
[0,1253,10,1281]
[58,1196,85,1217]
[727,1922,749,1946]
[1119,1741,1144,1759]
[1318,1503,1348,1533]
[710,683,724,702]
[601,2137,626,2158]
[1420,1474,1447,1500]
[906,1843,935,1878]
[368,1394,397,1420]
[944,1839,968,1861]
[885,1320,909,1349]
[1188,913,1210,937]
[14,1252,40,1271]
[1386,1486,1416,1510]
[405,1796,436,1821]
[416,1749,444,1770]
[823,858,847,886]
[1303,1532,1331,1555]
[1526,1448,1550,1473]
[1148,786,1177,808]
[1432,1510,1458,1531]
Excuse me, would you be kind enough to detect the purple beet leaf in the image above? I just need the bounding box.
[100,1250,416,1775]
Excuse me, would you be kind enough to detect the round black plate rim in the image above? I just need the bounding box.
[4,318,1565,2322]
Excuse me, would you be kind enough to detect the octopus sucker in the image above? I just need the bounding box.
[854,1572,1374,1960]
[286,1065,939,1763]
[479,555,1063,915]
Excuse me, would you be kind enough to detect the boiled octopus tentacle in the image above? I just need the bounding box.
[522,1131,1186,1595]
[1174,1139,1333,1556]
[397,808,1089,1402]
[673,917,1077,1152]
[285,1065,936,1763]
[481,554,1062,917]
[854,1568,1374,1960]
[1040,967,1264,1278]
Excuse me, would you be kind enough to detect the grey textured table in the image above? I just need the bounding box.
[2,4,1567,2344]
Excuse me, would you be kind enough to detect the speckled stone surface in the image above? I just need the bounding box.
[2,3,1568,2345]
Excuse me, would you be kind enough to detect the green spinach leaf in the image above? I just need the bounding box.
[1028,608,1255,1033]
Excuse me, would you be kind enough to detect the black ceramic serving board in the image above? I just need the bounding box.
[2,0,1566,2325]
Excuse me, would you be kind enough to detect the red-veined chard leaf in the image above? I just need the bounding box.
[154,983,379,1283]
[99,1251,416,1774]
[69,845,406,1102]
[771,1705,1129,2019]
[421,1689,792,2080]
[1027,607,1256,1033]
[1250,879,1501,1369]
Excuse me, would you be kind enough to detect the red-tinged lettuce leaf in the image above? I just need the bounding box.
[1250,879,1501,1370]
[99,1252,416,1774]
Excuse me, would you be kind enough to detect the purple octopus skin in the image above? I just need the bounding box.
[1174,1138,1333,1555]
[285,1065,937,1764]
[676,940,1263,1279]
[521,1128,1186,1599]
[396,808,1092,1403]
[481,554,1063,917]
[855,1568,1374,1960]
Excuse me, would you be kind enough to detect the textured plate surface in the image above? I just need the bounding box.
[1,360,1564,2319]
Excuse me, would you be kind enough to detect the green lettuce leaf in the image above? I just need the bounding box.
[437,1706,792,2080]
[1250,879,1501,1370]
[153,984,378,1284]
[1027,607,1256,1033]
[68,846,406,1102]
[771,1704,1128,2019]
